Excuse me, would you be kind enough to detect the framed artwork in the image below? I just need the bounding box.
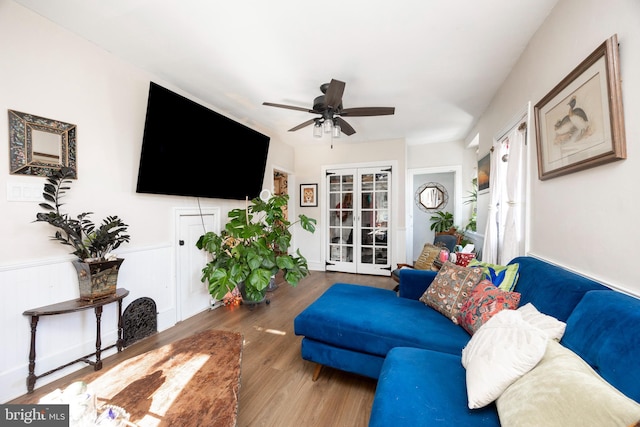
[300,183,318,207]
[477,153,490,194]
[534,34,626,181]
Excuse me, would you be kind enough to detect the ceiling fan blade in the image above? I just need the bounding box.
[288,118,317,132]
[335,117,356,136]
[340,107,395,117]
[324,79,346,110]
[263,102,315,113]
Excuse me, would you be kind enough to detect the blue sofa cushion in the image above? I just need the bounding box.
[369,347,500,426]
[398,268,438,300]
[294,283,471,358]
[562,290,640,403]
[508,257,609,322]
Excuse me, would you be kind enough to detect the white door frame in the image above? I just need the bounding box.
[406,165,462,264]
[322,160,399,273]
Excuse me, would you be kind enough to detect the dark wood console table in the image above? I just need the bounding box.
[23,288,129,393]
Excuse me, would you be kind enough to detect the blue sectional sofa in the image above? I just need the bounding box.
[293,256,640,425]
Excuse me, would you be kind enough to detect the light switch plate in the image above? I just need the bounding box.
[6,182,44,202]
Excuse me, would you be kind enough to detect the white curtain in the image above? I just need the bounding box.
[499,126,526,264]
[481,143,506,264]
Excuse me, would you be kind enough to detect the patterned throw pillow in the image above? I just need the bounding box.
[457,280,521,335]
[413,243,441,270]
[455,252,476,267]
[468,259,520,291]
[420,261,484,323]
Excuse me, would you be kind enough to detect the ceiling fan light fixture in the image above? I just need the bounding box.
[313,121,322,138]
[332,120,341,138]
[323,119,332,133]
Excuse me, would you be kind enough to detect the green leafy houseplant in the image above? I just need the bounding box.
[34,166,130,262]
[429,211,454,233]
[196,194,316,303]
[463,177,478,232]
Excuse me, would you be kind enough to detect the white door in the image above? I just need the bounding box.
[326,166,391,276]
[177,210,219,321]
[357,168,391,275]
[327,168,357,273]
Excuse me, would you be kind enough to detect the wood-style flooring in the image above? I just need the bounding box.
[9,271,397,427]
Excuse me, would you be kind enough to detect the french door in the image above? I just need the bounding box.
[326,166,391,276]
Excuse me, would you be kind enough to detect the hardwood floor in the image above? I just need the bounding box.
[9,271,397,427]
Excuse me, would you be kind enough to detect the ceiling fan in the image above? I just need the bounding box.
[263,79,395,136]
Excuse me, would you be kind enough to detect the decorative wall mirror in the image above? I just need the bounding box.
[8,110,77,178]
[415,182,449,212]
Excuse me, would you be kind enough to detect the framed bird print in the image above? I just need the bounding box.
[534,34,626,180]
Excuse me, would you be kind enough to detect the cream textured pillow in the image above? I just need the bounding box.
[461,309,548,409]
[497,340,640,427]
[517,302,566,341]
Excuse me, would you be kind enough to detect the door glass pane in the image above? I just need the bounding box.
[375,248,388,264]
[328,171,355,266]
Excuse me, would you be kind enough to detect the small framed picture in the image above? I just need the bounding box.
[477,153,490,194]
[300,184,318,207]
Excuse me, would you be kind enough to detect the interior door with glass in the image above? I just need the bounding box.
[357,168,391,275]
[326,166,391,276]
[327,169,357,273]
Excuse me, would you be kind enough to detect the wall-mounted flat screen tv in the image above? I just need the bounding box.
[136,82,270,200]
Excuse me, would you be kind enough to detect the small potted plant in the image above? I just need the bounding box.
[429,210,454,233]
[196,194,316,304]
[35,167,130,300]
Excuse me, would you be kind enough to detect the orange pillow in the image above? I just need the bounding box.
[457,280,521,335]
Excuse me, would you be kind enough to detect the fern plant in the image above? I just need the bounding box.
[34,167,130,261]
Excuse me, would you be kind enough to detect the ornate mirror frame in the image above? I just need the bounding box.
[8,110,77,178]
[415,182,449,212]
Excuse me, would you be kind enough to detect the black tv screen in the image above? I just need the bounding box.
[136,82,270,200]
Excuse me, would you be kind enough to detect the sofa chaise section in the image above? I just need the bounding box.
[293,280,471,380]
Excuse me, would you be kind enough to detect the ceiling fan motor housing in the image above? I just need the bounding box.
[313,95,342,113]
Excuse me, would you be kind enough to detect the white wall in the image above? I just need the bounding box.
[468,0,640,296]
[293,138,407,269]
[0,0,295,402]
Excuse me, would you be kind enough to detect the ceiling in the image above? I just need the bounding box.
[14,0,559,147]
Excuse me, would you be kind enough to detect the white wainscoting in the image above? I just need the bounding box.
[0,245,176,403]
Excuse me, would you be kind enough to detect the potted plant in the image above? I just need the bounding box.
[429,210,454,233]
[463,177,478,232]
[196,194,316,304]
[35,167,130,300]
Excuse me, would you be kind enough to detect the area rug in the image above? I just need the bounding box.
[81,329,243,427]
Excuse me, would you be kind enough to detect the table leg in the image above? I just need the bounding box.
[94,306,103,371]
[116,298,124,351]
[26,315,39,393]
